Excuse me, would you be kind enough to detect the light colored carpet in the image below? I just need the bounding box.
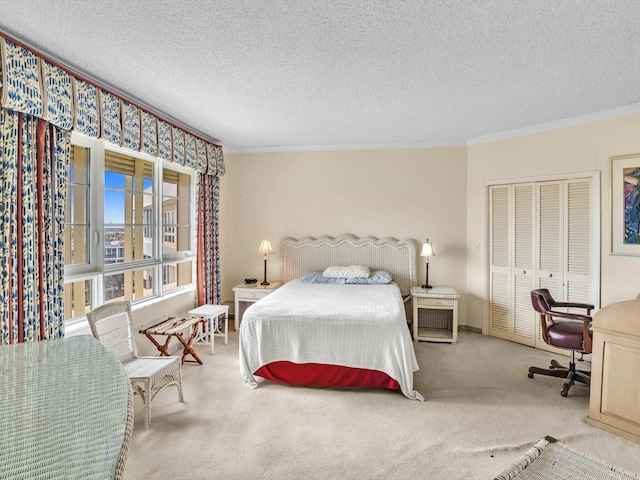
[122,331,640,479]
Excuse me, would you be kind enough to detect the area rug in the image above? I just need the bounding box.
[494,436,640,480]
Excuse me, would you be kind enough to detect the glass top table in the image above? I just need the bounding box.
[0,335,133,479]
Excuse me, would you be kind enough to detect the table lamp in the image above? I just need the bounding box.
[420,239,435,289]
[257,240,274,285]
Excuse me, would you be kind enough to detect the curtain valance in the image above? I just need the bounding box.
[0,36,224,176]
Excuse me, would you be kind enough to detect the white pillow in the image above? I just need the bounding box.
[323,265,370,279]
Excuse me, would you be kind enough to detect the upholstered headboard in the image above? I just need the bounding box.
[279,234,418,296]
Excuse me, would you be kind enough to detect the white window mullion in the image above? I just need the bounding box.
[93,139,105,271]
[154,158,163,267]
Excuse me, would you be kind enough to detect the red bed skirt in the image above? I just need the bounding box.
[254,361,401,391]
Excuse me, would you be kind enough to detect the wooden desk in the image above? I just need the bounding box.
[0,335,133,479]
[140,316,204,365]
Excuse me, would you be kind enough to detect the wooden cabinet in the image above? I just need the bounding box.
[587,295,640,445]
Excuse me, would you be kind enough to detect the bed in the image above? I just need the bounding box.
[238,234,424,401]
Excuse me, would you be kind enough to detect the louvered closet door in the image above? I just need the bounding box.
[489,184,535,345]
[536,181,564,352]
[489,185,511,341]
[535,178,594,351]
[564,179,593,304]
[512,184,536,346]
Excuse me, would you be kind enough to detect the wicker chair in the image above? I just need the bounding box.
[86,301,184,427]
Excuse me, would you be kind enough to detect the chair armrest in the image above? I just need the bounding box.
[553,301,594,311]
[548,309,592,323]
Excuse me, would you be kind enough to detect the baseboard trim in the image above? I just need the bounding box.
[459,325,482,334]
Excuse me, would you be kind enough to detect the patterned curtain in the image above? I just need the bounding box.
[196,173,221,306]
[0,110,69,344]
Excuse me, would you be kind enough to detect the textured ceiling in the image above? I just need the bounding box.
[1,1,639,151]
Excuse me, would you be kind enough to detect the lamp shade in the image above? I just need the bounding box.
[257,240,274,255]
[420,240,435,257]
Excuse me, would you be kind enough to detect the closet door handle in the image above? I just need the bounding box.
[548,273,553,278]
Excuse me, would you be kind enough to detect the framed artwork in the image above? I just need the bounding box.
[611,154,640,255]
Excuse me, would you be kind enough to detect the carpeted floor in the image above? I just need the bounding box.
[122,331,640,479]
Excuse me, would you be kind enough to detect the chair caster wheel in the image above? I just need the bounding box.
[561,390,568,397]
[528,372,534,378]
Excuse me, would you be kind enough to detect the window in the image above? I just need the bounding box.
[163,260,193,294]
[104,150,154,262]
[163,211,175,244]
[143,209,153,239]
[162,169,191,256]
[65,145,91,266]
[63,134,196,324]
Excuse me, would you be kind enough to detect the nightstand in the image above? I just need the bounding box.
[411,286,460,343]
[233,282,282,331]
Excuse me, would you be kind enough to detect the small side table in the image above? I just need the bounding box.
[411,286,460,343]
[188,304,229,354]
[233,282,282,331]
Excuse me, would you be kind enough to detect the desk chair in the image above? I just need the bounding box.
[87,301,184,426]
[529,289,594,397]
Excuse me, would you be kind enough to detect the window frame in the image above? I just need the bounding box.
[64,132,197,326]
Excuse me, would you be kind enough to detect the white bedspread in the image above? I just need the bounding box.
[239,279,424,401]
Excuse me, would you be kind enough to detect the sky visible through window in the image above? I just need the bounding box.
[103,172,153,224]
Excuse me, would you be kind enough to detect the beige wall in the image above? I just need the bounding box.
[219,147,469,324]
[466,113,640,330]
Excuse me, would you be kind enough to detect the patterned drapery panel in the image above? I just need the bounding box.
[185,133,197,170]
[196,173,220,306]
[157,119,172,162]
[0,39,43,118]
[205,142,218,176]
[41,60,73,130]
[214,145,225,176]
[120,100,140,151]
[196,138,208,173]
[72,78,100,137]
[172,126,185,165]
[0,110,69,344]
[140,110,158,156]
[99,89,122,145]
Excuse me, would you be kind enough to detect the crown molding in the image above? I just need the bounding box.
[223,139,466,154]
[465,103,640,146]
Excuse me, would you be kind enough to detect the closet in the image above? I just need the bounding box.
[488,175,599,350]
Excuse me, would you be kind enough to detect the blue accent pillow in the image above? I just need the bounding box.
[300,272,345,284]
[345,271,393,284]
